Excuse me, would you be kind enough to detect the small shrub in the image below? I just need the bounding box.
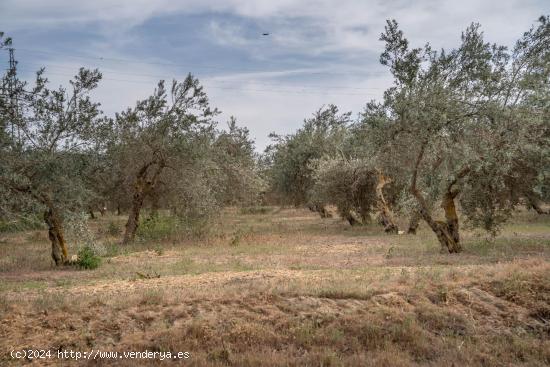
[77,245,101,270]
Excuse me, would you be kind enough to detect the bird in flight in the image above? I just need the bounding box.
[262,33,270,36]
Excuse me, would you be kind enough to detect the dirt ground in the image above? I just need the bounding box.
[1,207,549,366]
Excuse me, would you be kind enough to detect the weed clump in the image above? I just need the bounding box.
[76,245,101,270]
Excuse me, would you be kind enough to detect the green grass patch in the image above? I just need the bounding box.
[77,245,102,270]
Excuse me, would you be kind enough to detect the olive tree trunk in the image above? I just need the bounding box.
[0,178,70,265]
[407,211,421,234]
[344,210,360,226]
[123,183,146,244]
[44,207,68,265]
[411,188,463,253]
[122,159,165,244]
[375,171,399,234]
[410,143,468,253]
[307,203,332,218]
[526,192,548,215]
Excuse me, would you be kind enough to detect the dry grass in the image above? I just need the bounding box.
[0,207,549,366]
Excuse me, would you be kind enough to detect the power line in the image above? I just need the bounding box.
[4,47,389,97]
[16,62,388,91]
[13,68,381,97]
[8,47,389,77]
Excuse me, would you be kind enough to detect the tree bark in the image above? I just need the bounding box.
[122,158,165,244]
[411,188,462,253]
[358,207,372,224]
[526,192,548,215]
[410,143,467,253]
[44,207,68,265]
[441,191,460,245]
[407,211,421,234]
[308,203,332,218]
[123,182,145,244]
[316,205,332,218]
[375,171,399,234]
[344,211,359,226]
[0,177,70,265]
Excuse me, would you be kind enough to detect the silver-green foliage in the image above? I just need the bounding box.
[366,16,549,235]
[265,104,350,206]
[311,157,378,223]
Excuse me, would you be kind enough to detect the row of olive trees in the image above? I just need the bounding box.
[264,16,549,253]
[0,37,264,264]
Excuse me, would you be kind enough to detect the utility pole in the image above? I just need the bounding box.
[5,48,20,143]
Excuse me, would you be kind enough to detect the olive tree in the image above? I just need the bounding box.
[0,61,102,264]
[369,17,549,252]
[212,117,265,207]
[156,117,263,235]
[113,74,219,244]
[265,105,350,215]
[311,157,378,226]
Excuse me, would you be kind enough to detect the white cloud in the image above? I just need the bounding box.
[3,1,546,50]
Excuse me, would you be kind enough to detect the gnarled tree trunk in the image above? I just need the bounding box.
[441,191,460,246]
[122,158,166,244]
[375,171,399,234]
[526,192,548,215]
[307,203,332,218]
[315,205,332,218]
[1,178,70,265]
[411,189,462,253]
[123,181,146,244]
[344,210,359,226]
[410,143,468,253]
[44,207,68,265]
[358,207,372,224]
[407,211,421,234]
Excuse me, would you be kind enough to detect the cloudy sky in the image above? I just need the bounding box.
[1,0,548,150]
